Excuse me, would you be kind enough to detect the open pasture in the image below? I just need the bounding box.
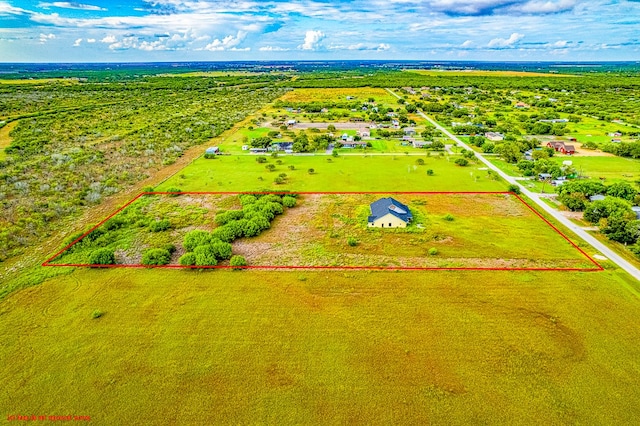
[156,155,505,193]
[2,266,640,424]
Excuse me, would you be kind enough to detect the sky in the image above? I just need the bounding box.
[0,0,639,62]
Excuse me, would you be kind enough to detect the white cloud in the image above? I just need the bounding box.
[73,38,82,46]
[298,30,324,50]
[86,38,96,43]
[259,45,290,51]
[38,33,56,43]
[101,35,117,43]
[0,2,29,15]
[38,2,107,11]
[201,31,247,51]
[488,32,524,47]
[515,0,577,14]
[461,40,473,47]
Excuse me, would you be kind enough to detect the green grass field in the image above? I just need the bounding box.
[553,156,640,182]
[3,84,640,426]
[2,267,640,424]
[156,155,503,193]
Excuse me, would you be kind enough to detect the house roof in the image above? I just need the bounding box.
[590,194,606,202]
[368,197,412,223]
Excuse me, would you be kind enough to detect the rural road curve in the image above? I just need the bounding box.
[386,88,640,282]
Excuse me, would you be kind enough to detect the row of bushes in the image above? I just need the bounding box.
[179,193,297,267]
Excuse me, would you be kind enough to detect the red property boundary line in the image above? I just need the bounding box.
[42,191,603,272]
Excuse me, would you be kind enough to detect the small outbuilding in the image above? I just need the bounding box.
[205,146,220,155]
[368,197,413,228]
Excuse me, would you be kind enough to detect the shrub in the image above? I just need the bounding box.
[266,164,276,172]
[426,169,434,176]
[204,153,217,159]
[230,255,248,269]
[256,156,267,163]
[239,194,257,206]
[103,217,126,231]
[242,219,263,237]
[347,237,357,247]
[443,214,455,221]
[308,168,315,174]
[454,158,469,167]
[89,248,115,265]
[209,239,233,260]
[428,247,438,255]
[288,165,295,170]
[166,187,182,197]
[179,252,196,266]
[211,226,235,243]
[163,244,176,254]
[274,176,284,184]
[508,184,521,195]
[282,196,297,208]
[149,219,171,232]
[183,230,212,251]
[91,309,104,319]
[193,244,221,266]
[215,210,244,226]
[142,248,172,266]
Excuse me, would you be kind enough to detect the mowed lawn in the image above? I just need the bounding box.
[1,267,640,424]
[156,155,504,193]
[552,156,640,182]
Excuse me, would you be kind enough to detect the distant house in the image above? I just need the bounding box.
[341,133,349,141]
[241,145,249,151]
[270,142,294,153]
[633,206,640,220]
[286,119,297,126]
[249,147,268,153]
[320,108,329,113]
[485,132,504,142]
[358,129,370,138]
[342,141,367,149]
[403,127,416,136]
[413,140,429,148]
[538,173,553,181]
[368,197,413,228]
[590,195,606,202]
[205,146,220,155]
[547,141,575,155]
[515,102,530,109]
[349,117,364,122]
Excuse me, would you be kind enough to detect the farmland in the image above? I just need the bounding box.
[2,69,640,425]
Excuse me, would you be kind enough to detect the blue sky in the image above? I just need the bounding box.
[1,0,639,62]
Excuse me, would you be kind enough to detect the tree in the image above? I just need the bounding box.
[496,143,521,163]
[142,248,171,266]
[308,168,315,174]
[327,124,336,132]
[405,104,417,113]
[454,158,469,167]
[89,248,115,265]
[607,181,638,202]
[584,197,634,224]
[601,218,640,244]
[430,140,445,150]
[265,164,275,172]
[508,184,521,194]
[416,158,425,165]
[426,169,434,176]
[251,136,272,148]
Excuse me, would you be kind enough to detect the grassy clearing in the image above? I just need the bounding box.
[0,120,18,160]
[1,267,639,424]
[156,155,505,193]
[277,88,398,104]
[234,193,594,269]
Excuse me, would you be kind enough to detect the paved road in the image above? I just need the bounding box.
[386,88,640,282]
